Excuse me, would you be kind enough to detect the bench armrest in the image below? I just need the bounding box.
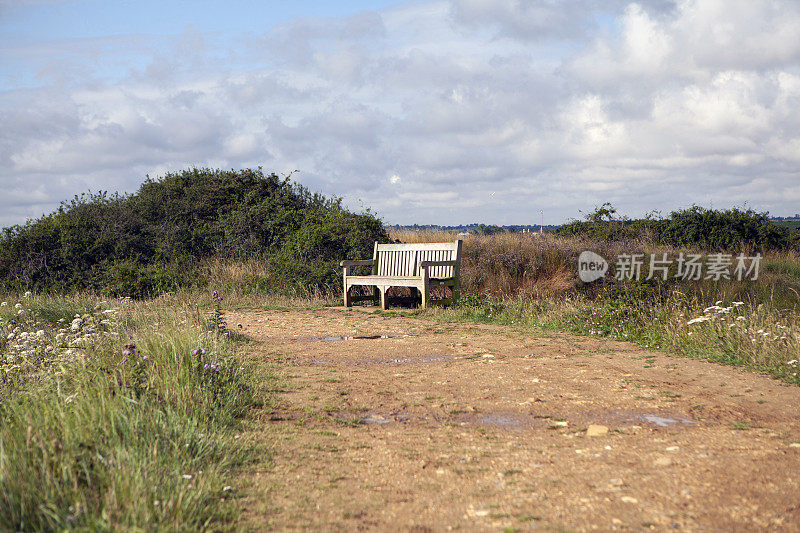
[340,259,374,268]
[420,260,456,268]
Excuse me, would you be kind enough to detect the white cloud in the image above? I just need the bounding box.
[2,0,800,227]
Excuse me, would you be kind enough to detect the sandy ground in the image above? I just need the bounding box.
[229,306,800,532]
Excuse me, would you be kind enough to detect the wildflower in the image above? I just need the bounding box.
[182,474,192,480]
[733,301,744,306]
[23,291,31,298]
[193,348,206,356]
[687,317,709,325]
[212,290,222,301]
[0,301,6,306]
[14,303,22,309]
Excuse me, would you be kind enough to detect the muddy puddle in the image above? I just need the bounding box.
[639,414,697,427]
[289,334,417,342]
[356,409,699,431]
[306,354,455,366]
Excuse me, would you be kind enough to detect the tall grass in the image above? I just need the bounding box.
[0,292,255,530]
[392,229,800,384]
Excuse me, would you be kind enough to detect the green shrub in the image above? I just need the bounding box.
[0,168,388,296]
[558,203,790,252]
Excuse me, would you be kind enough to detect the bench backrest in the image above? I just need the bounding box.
[374,241,462,279]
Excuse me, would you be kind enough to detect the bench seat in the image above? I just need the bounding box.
[341,240,462,310]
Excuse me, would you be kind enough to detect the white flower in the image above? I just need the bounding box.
[182,474,192,479]
[687,317,709,325]
[0,301,7,306]
[23,291,32,298]
[715,300,723,305]
[733,301,744,306]
[36,330,45,337]
[14,303,22,309]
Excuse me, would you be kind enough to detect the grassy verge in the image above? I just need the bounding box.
[421,289,800,385]
[0,292,258,530]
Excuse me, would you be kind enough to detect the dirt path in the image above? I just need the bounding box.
[231,307,800,532]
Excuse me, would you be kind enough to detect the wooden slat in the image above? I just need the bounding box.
[377,242,459,252]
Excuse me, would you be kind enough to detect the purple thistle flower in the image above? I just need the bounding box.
[141,355,148,361]
[122,349,131,356]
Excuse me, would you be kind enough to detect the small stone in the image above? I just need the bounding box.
[789,443,800,448]
[654,456,673,467]
[586,424,609,437]
[665,446,680,452]
[621,496,638,504]
[553,421,568,427]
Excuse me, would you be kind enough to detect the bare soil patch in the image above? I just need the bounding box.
[232,307,800,531]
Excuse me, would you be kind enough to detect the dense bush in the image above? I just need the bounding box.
[558,203,791,252]
[0,168,388,296]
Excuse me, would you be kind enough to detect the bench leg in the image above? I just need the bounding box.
[343,284,351,307]
[379,286,387,310]
[420,284,428,309]
[372,285,380,306]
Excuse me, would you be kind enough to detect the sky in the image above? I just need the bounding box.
[1,0,799,227]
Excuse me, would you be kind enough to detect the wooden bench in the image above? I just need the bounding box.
[340,240,463,310]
